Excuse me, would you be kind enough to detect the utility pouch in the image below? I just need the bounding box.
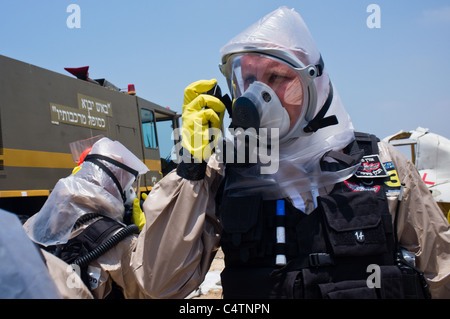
[221,266,298,299]
[296,265,405,299]
[220,195,262,262]
[319,191,390,257]
[319,280,378,299]
[294,269,377,299]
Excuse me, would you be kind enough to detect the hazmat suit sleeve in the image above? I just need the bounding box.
[131,156,223,298]
[380,142,450,298]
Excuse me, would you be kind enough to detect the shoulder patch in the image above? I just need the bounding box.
[355,155,389,179]
[383,161,402,194]
[345,181,381,193]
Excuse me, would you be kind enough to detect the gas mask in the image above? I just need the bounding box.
[231,81,290,140]
[223,52,336,146]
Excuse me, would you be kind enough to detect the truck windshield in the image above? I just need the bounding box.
[141,108,158,149]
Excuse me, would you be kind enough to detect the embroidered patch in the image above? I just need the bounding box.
[355,155,389,179]
[383,161,395,170]
[345,181,381,193]
[383,161,402,194]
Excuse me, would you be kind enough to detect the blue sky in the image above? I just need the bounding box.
[1,0,449,143]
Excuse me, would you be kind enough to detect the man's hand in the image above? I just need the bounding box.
[181,79,225,162]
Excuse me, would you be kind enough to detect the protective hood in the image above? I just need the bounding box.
[24,138,149,246]
[220,6,320,69]
[85,137,149,199]
[219,7,358,209]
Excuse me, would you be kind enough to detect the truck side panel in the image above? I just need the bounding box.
[0,55,177,214]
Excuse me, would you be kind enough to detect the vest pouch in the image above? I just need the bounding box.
[220,194,263,262]
[319,191,389,257]
[294,268,377,299]
[378,265,405,298]
[319,280,378,299]
[221,266,299,299]
[295,265,407,299]
[315,266,405,299]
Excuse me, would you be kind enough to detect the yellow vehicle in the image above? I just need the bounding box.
[0,55,179,217]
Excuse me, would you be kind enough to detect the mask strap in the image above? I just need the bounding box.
[84,154,139,203]
[303,81,338,133]
[315,55,324,77]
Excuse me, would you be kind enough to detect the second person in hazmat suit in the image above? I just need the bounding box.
[139,7,450,298]
[24,137,155,298]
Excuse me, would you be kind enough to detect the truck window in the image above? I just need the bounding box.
[155,119,176,160]
[141,109,158,149]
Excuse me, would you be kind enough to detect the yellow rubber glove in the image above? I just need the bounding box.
[132,193,147,231]
[181,79,225,162]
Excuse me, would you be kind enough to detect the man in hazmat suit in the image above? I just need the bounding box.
[138,7,450,298]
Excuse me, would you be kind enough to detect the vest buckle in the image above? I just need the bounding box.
[309,253,334,268]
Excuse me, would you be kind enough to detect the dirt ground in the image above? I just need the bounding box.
[189,249,224,299]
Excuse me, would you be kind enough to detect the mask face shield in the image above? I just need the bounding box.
[224,53,320,142]
[83,137,150,204]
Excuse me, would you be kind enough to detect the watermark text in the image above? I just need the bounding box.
[66,4,81,29]
[366,4,381,29]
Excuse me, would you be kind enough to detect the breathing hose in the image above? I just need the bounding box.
[72,223,139,268]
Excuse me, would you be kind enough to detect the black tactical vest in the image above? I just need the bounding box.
[218,133,430,299]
